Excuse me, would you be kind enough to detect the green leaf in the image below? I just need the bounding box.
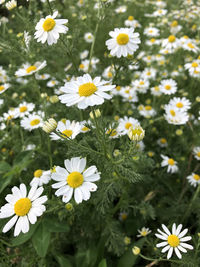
[32,222,51,257]
[10,222,39,247]
[117,239,145,267]
[0,161,11,173]
[0,175,13,194]
[55,255,73,267]
[98,259,107,267]
[43,216,70,233]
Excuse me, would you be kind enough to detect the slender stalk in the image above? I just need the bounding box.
[88,0,101,73]
[139,253,182,264]
[46,0,53,14]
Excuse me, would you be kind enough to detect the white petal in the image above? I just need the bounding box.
[21,215,29,234]
[156,241,168,247]
[14,216,23,236]
[161,245,170,253]
[77,158,86,173]
[28,210,37,224]
[174,247,182,259]
[179,243,193,250]
[167,247,173,259]
[162,224,171,235]
[180,236,192,242]
[83,166,97,177]
[62,188,73,203]
[178,228,188,238]
[30,187,44,201]
[20,184,27,198]
[175,224,182,236]
[2,215,18,233]
[74,188,83,204]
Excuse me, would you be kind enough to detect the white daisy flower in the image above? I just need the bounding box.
[133,79,149,94]
[139,105,156,118]
[161,155,178,173]
[150,85,162,96]
[144,27,160,37]
[152,9,167,17]
[164,105,189,125]
[15,61,46,77]
[118,86,138,102]
[84,32,94,43]
[80,50,89,59]
[124,16,141,28]
[168,97,191,112]
[193,147,200,160]
[162,35,180,53]
[117,116,140,136]
[170,21,182,35]
[47,79,59,87]
[106,27,140,58]
[5,0,17,10]
[59,74,115,109]
[115,5,127,13]
[0,83,10,94]
[30,169,51,187]
[14,102,35,118]
[187,173,200,187]
[160,79,177,95]
[183,42,199,53]
[155,223,193,259]
[157,138,168,147]
[34,11,68,45]
[21,113,43,131]
[0,184,47,236]
[51,157,101,204]
[50,120,82,140]
[35,73,50,80]
[128,125,145,142]
[137,227,151,237]
[184,60,200,77]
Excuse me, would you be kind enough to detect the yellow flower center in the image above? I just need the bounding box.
[171,20,178,27]
[20,106,27,113]
[78,82,97,97]
[168,158,175,165]
[34,169,43,178]
[192,62,198,68]
[160,138,167,144]
[145,105,152,111]
[67,171,84,188]
[187,43,194,49]
[61,129,73,138]
[0,85,5,91]
[150,38,155,43]
[30,118,41,127]
[30,119,40,126]
[26,65,37,74]
[108,71,113,78]
[130,128,143,136]
[116,33,129,45]
[139,81,145,85]
[128,16,134,21]
[125,122,132,129]
[168,35,176,43]
[121,213,127,220]
[193,174,200,180]
[43,18,56,32]
[79,64,84,69]
[197,152,200,157]
[116,86,121,91]
[170,110,176,116]
[154,86,160,91]
[176,102,183,108]
[82,126,89,132]
[165,85,171,90]
[106,129,117,136]
[167,234,180,247]
[14,198,32,216]
[141,230,147,236]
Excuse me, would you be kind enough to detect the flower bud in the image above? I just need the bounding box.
[128,125,145,141]
[42,118,57,133]
[132,246,140,255]
[89,109,101,119]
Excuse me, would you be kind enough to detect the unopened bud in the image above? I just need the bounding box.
[89,109,101,119]
[42,118,57,133]
[128,125,145,141]
[132,246,140,255]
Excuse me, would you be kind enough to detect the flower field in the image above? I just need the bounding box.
[0,0,200,266]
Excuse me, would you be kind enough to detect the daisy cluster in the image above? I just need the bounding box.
[0,0,199,265]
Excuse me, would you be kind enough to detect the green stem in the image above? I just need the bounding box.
[139,253,183,264]
[182,184,200,222]
[88,0,101,73]
[47,136,52,169]
[46,0,53,14]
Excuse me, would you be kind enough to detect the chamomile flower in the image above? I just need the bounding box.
[15,61,46,77]
[193,147,200,160]
[168,97,191,112]
[106,27,140,58]
[59,74,115,109]
[152,9,167,17]
[155,224,193,259]
[137,227,151,237]
[35,73,50,80]
[124,16,141,28]
[21,113,43,131]
[30,169,51,187]
[117,116,140,136]
[162,35,180,53]
[160,79,177,95]
[128,125,145,141]
[50,120,82,140]
[0,83,10,94]
[151,85,162,96]
[133,79,149,94]
[164,105,189,125]
[157,138,168,147]
[84,32,94,43]
[34,11,68,45]
[170,21,182,35]
[144,27,160,37]
[51,157,101,204]
[161,155,178,173]
[47,79,59,87]
[184,60,200,77]
[183,42,199,53]
[14,102,35,118]
[187,173,200,187]
[5,0,17,10]
[0,184,47,236]
[139,105,156,118]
